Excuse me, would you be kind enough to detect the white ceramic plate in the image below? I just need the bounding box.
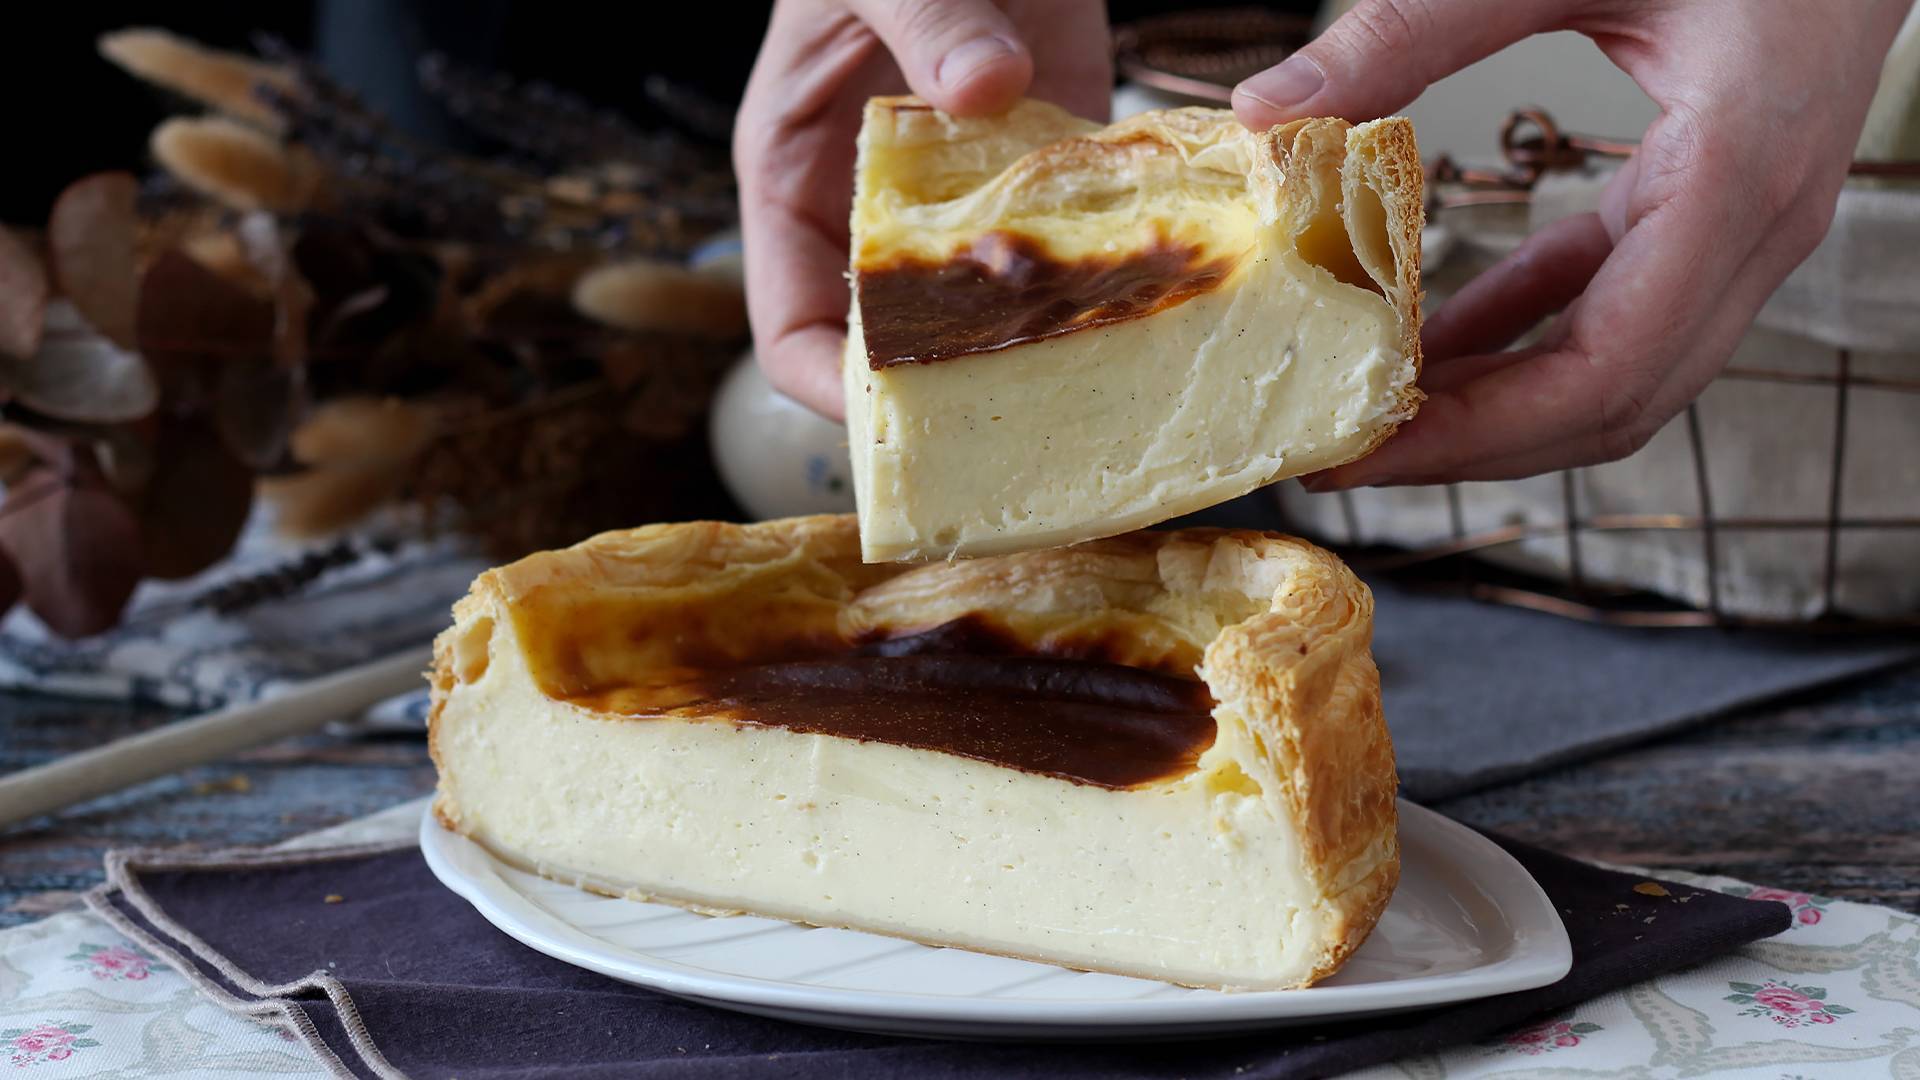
[421,800,1570,1039]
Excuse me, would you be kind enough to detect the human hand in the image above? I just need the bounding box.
[734,0,1111,419]
[1232,0,1913,487]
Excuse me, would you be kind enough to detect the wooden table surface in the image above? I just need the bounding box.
[2,658,1917,927]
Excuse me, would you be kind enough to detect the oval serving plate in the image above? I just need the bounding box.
[421,799,1570,1040]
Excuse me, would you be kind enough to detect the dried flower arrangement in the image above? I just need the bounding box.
[0,29,746,637]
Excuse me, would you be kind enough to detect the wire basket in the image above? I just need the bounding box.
[1308,110,1920,630]
[1112,12,1920,630]
[1112,7,1310,102]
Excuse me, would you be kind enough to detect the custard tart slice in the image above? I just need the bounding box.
[429,515,1397,990]
[844,98,1424,562]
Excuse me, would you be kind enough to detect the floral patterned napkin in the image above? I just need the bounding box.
[0,802,419,1078]
[1348,875,1920,1078]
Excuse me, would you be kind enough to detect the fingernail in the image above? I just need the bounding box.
[1238,54,1326,111]
[937,35,1019,91]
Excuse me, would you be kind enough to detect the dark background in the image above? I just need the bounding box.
[3,0,1317,222]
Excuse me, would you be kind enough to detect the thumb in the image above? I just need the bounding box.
[1232,0,1562,128]
[847,0,1035,116]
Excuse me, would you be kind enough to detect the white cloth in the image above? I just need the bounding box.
[0,508,487,711]
[1531,167,1920,352]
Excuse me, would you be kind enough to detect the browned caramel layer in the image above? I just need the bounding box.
[856,231,1237,369]
[565,618,1217,789]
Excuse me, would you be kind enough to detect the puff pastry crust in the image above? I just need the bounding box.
[430,515,1399,990]
[844,98,1424,562]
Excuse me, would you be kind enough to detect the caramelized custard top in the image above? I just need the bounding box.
[564,617,1218,789]
[856,231,1238,369]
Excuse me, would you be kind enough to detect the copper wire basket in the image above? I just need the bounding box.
[1113,7,1311,101]
[1115,13,1920,631]
[1349,111,1920,631]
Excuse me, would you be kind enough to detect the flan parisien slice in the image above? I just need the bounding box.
[429,515,1398,990]
[843,98,1424,562]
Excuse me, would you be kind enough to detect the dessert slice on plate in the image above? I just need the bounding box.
[429,515,1397,990]
[843,99,1424,561]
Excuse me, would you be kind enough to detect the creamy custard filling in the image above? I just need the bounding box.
[845,250,1405,559]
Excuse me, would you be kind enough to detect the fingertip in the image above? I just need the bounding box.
[850,0,1035,116]
[806,362,848,422]
[929,35,1032,115]
[1231,54,1327,129]
[1230,86,1286,132]
[759,326,850,423]
[762,360,846,422]
[1313,410,1446,490]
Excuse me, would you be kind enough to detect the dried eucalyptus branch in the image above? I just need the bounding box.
[0,27,748,638]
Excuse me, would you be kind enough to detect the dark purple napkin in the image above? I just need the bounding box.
[87,832,1790,1080]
